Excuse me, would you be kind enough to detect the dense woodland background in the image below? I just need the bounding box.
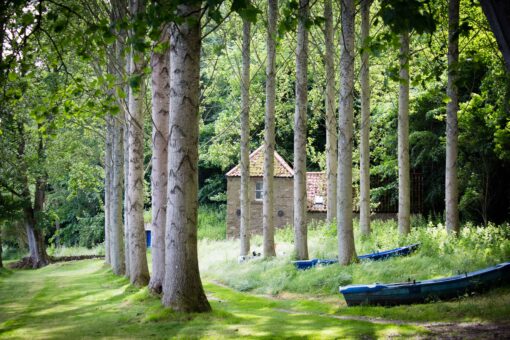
[0,0,509,262]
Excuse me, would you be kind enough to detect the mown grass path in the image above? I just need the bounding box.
[0,260,426,339]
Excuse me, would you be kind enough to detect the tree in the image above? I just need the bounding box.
[337,0,357,265]
[105,116,113,264]
[162,3,211,313]
[359,0,372,236]
[109,0,127,276]
[397,30,411,235]
[445,0,460,234]
[148,28,170,294]
[263,0,277,258]
[240,10,251,257]
[127,0,150,286]
[324,0,337,224]
[293,0,309,260]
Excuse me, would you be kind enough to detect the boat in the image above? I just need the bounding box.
[339,262,510,306]
[292,243,420,270]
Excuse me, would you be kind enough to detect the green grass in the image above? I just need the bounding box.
[0,260,425,339]
[199,220,510,323]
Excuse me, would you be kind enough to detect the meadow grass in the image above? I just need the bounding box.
[0,260,425,339]
[199,218,510,322]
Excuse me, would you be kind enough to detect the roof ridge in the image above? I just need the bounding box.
[226,145,294,177]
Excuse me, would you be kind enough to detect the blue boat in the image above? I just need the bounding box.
[292,243,420,270]
[339,262,510,306]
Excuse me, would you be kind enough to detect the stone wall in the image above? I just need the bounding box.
[227,177,294,238]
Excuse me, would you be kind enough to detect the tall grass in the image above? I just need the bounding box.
[199,219,510,296]
[197,205,226,240]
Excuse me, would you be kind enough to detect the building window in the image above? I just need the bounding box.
[255,181,263,201]
[314,195,324,209]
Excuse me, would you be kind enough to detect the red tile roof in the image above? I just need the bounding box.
[306,172,327,212]
[226,145,294,177]
[226,146,328,212]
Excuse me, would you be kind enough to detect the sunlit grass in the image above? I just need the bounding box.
[0,260,425,339]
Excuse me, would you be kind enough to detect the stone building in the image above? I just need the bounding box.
[226,146,328,238]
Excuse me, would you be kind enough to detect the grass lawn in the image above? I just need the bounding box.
[0,260,425,339]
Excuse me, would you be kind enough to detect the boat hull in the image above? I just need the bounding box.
[292,243,420,270]
[339,262,510,306]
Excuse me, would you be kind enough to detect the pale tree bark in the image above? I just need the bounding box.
[148,29,170,294]
[240,15,251,257]
[324,0,337,223]
[398,31,411,235]
[127,0,149,286]
[359,0,372,236]
[124,43,131,278]
[446,0,460,234]
[111,115,125,275]
[337,0,357,265]
[110,0,127,277]
[162,3,211,313]
[293,0,309,260]
[263,0,277,258]
[105,115,113,265]
[123,112,130,278]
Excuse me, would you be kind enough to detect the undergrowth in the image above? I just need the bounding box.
[200,219,510,296]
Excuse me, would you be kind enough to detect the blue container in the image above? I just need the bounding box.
[146,230,152,248]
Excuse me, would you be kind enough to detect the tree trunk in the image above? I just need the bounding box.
[111,115,125,275]
[16,122,49,268]
[293,0,309,260]
[148,31,170,294]
[398,31,411,235]
[446,0,460,234]
[127,0,149,286]
[359,0,372,236]
[162,3,211,313]
[123,111,130,278]
[337,0,357,265]
[105,115,113,265]
[240,15,251,257]
[24,177,49,268]
[263,0,278,258]
[324,0,337,224]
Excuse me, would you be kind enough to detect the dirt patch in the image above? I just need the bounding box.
[9,255,104,269]
[422,322,510,339]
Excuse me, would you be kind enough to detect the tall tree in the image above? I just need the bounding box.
[127,0,150,286]
[337,0,357,265]
[21,124,50,268]
[445,0,460,234]
[124,53,131,278]
[109,0,127,276]
[359,0,372,236]
[148,29,170,294]
[324,0,337,223]
[162,3,211,313]
[263,0,277,258]
[293,0,309,260]
[105,116,113,265]
[398,30,411,235]
[240,11,251,257]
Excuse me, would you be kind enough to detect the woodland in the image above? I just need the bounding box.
[0,0,509,338]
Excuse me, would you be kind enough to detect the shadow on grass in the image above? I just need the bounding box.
[0,260,424,339]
